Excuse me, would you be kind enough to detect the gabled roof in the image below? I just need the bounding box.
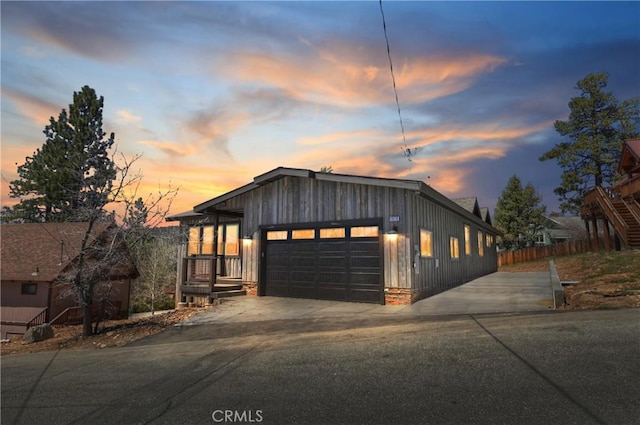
[619,138,640,175]
[187,167,497,233]
[453,197,482,219]
[1,222,116,282]
[480,207,492,226]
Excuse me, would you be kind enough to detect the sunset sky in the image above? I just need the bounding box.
[2,1,639,221]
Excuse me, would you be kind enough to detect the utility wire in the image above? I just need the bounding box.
[379,0,413,161]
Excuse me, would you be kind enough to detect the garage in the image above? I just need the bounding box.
[261,221,383,304]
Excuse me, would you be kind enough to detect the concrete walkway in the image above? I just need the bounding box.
[182,271,554,326]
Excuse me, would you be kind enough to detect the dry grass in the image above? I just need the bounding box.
[500,250,640,310]
[5,252,638,356]
[1,308,205,356]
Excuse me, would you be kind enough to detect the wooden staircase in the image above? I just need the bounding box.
[612,199,640,248]
[582,186,640,249]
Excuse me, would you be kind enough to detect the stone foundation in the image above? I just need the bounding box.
[384,288,413,305]
[243,281,258,296]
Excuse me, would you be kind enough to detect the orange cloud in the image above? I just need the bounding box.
[221,44,507,108]
[1,87,59,127]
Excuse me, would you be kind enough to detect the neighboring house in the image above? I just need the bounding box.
[535,216,585,246]
[168,167,499,306]
[581,138,640,250]
[1,222,137,338]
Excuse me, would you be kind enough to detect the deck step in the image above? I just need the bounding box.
[212,289,246,299]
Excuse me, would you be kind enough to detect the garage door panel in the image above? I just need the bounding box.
[348,288,382,303]
[317,287,347,301]
[318,255,347,268]
[350,271,381,285]
[264,222,382,304]
[317,271,348,284]
[350,240,379,251]
[290,256,316,268]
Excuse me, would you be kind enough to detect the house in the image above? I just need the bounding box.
[167,167,499,306]
[581,138,640,250]
[535,215,585,246]
[1,222,137,339]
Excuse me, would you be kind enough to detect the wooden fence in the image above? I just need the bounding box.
[498,240,590,267]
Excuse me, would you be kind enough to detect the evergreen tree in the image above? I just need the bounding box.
[9,85,116,222]
[539,72,640,214]
[495,175,547,249]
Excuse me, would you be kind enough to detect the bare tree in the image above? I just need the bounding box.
[130,229,178,315]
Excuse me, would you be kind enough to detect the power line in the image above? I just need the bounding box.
[379,0,414,161]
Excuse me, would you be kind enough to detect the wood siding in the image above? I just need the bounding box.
[408,193,498,298]
[213,176,497,294]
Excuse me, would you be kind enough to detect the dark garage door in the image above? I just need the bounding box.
[263,223,383,304]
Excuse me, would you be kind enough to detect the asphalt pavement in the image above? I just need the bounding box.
[3,271,639,425]
[3,308,639,425]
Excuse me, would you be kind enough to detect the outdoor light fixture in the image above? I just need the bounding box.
[386,226,398,235]
[242,234,253,241]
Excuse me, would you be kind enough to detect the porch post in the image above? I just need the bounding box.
[592,217,600,252]
[584,220,592,251]
[602,218,612,251]
[212,214,219,286]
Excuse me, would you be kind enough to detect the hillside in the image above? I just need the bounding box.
[500,250,640,310]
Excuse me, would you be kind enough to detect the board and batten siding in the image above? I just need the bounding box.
[409,193,498,299]
[220,176,415,290]
[203,174,497,297]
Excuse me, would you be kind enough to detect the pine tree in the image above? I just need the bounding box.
[9,85,116,222]
[539,72,640,214]
[495,175,547,249]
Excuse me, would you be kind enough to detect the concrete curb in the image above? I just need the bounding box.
[549,260,565,309]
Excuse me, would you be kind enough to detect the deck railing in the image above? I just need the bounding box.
[26,308,48,329]
[49,301,122,327]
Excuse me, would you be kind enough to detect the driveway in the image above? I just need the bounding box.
[183,271,553,326]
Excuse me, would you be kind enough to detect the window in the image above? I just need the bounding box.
[267,230,288,240]
[420,229,433,257]
[188,226,214,256]
[21,283,37,295]
[320,228,345,239]
[292,229,315,239]
[202,226,214,255]
[486,233,492,247]
[351,226,379,238]
[450,237,460,259]
[217,223,239,256]
[464,225,471,255]
[188,224,239,256]
[478,231,484,256]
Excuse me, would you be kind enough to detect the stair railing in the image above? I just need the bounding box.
[593,186,629,245]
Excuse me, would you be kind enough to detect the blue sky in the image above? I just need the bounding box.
[2,1,639,219]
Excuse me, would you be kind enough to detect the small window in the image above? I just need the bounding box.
[478,231,484,257]
[351,226,379,238]
[450,237,460,259]
[267,230,288,240]
[320,228,345,239]
[464,225,471,255]
[420,229,433,257]
[21,283,37,295]
[188,225,215,256]
[224,223,240,256]
[486,233,492,247]
[292,229,315,239]
[188,227,200,255]
[202,226,214,255]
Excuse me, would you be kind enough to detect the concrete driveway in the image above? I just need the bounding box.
[183,271,553,326]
